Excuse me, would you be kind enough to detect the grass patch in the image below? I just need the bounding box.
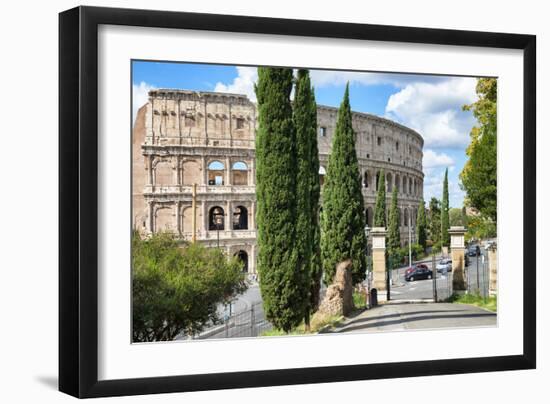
[353,291,367,309]
[445,293,497,312]
[260,313,345,336]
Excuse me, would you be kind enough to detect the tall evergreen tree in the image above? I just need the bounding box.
[255,67,305,332]
[429,197,441,246]
[320,84,367,285]
[293,69,321,323]
[416,198,427,250]
[387,187,401,254]
[373,169,387,227]
[441,168,450,246]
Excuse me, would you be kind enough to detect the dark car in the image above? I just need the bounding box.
[405,263,429,277]
[405,266,433,282]
[467,245,480,257]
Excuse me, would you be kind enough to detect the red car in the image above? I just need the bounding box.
[405,263,429,277]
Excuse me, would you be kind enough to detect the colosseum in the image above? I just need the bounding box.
[132,89,424,276]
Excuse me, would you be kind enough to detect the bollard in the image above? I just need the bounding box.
[370,288,378,307]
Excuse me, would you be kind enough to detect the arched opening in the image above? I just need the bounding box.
[402,176,407,195]
[232,206,248,230]
[235,250,249,273]
[376,171,381,190]
[231,161,248,185]
[363,170,370,188]
[319,165,326,187]
[387,172,393,192]
[208,206,225,230]
[207,161,225,186]
[409,178,413,195]
[181,206,193,233]
[395,174,400,193]
[404,208,409,228]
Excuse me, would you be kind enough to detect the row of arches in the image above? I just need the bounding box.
[151,159,250,186]
[317,165,422,197]
[364,206,418,228]
[364,170,422,197]
[208,205,249,231]
[207,160,248,186]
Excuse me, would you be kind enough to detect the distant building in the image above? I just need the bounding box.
[132,89,425,275]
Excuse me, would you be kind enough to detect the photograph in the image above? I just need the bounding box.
[131,61,498,343]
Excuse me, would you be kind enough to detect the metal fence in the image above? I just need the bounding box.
[429,250,490,302]
[196,302,272,340]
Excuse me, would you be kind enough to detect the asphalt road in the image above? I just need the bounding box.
[328,302,496,334]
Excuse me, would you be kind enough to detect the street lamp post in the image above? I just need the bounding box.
[364,224,371,308]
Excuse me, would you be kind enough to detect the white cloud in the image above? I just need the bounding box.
[132,81,155,124]
[214,66,258,101]
[384,77,477,149]
[423,149,454,169]
[309,70,444,88]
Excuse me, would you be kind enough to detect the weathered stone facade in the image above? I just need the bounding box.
[132,89,425,275]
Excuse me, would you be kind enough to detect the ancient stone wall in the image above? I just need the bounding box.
[132,89,425,275]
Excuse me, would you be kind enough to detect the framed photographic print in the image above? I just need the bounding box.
[59,6,536,398]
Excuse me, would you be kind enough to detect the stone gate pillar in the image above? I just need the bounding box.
[488,242,498,296]
[371,227,387,302]
[449,226,467,293]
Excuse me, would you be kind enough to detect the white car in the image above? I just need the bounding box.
[436,259,452,273]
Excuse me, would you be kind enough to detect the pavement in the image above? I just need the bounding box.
[325,302,496,334]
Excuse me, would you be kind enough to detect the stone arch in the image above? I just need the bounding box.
[181,160,200,186]
[232,205,248,230]
[207,160,225,186]
[208,206,225,230]
[153,159,173,186]
[409,177,413,195]
[395,174,400,193]
[387,172,393,192]
[231,161,248,185]
[154,205,174,233]
[404,207,409,228]
[234,250,249,273]
[363,170,371,189]
[402,176,407,195]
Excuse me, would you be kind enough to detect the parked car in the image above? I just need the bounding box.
[405,263,429,277]
[467,245,479,257]
[405,266,433,282]
[436,259,452,273]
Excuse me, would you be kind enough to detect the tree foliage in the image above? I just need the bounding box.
[320,84,367,285]
[293,69,322,319]
[416,198,427,250]
[461,78,497,221]
[255,67,307,332]
[373,169,387,227]
[449,207,465,226]
[387,187,401,253]
[441,168,450,246]
[132,232,247,342]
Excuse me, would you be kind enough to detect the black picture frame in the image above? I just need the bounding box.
[59,5,536,398]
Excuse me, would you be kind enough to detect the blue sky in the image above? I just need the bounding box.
[133,61,481,209]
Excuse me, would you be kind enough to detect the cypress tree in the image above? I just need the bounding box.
[387,187,401,254]
[374,169,387,227]
[441,168,450,246]
[293,69,321,323]
[416,198,427,250]
[320,84,367,285]
[255,67,305,332]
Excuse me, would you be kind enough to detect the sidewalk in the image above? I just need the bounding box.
[323,302,496,334]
